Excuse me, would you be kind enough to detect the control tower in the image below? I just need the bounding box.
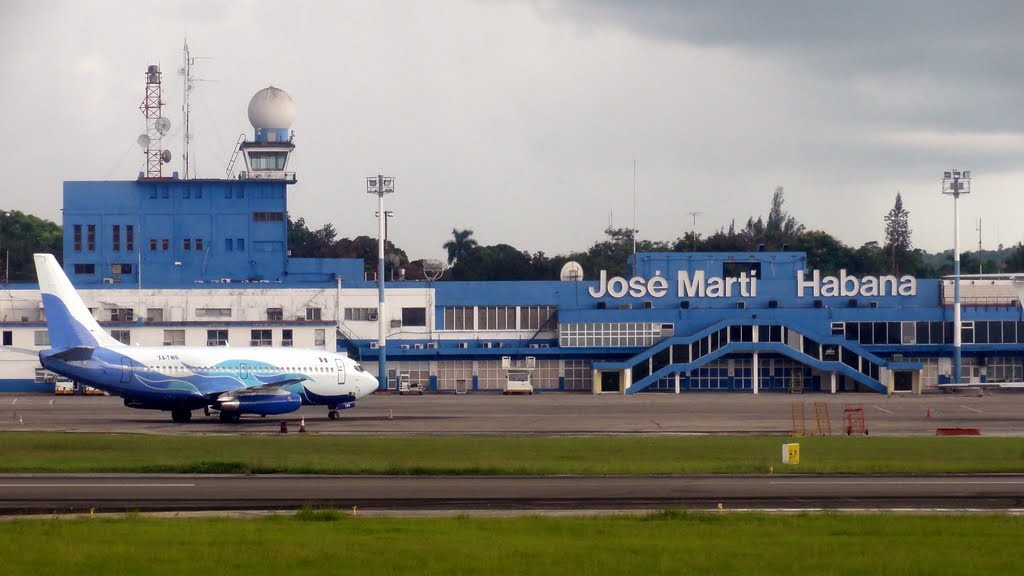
[238,86,297,183]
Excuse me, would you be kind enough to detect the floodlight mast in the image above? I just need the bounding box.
[941,169,971,385]
[367,175,395,389]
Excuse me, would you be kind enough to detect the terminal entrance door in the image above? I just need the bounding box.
[893,371,914,392]
[600,371,620,393]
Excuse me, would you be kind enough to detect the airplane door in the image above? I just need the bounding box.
[239,363,249,380]
[120,357,133,384]
[335,359,346,385]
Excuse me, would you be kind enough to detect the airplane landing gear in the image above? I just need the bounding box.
[219,411,240,423]
[171,409,192,423]
[328,409,339,420]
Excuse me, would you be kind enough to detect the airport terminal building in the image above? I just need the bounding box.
[2,88,1023,395]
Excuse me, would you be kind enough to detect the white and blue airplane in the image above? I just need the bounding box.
[33,253,378,423]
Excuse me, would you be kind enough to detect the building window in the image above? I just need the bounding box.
[444,306,474,330]
[163,330,185,346]
[478,306,516,331]
[34,330,49,346]
[207,329,228,346]
[126,225,134,251]
[253,212,285,222]
[250,329,272,347]
[110,308,134,322]
[112,263,132,275]
[402,307,427,327]
[195,238,203,251]
[225,238,233,252]
[237,189,244,199]
[150,238,157,251]
[149,188,157,199]
[146,308,164,322]
[314,328,326,347]
[183,238,191,251]
[306,307,322,321]
[2,330,11,346]
[521,306,556,331]
[558,322,661,348]
[196,308,232,318]
[344,307,378,321]
[266,308,283,321]
[236,238,245,251]
[111,329,131,345]
[73,225,82,251]
[112,224,120,251]
[73,264,95,275]
[161,188,169,199]
[225,189,232,199]
[281,329,293,347]
[182,189,190,199]
[87,224,96,251]
[161,239,169,251]
[195,188,203,199]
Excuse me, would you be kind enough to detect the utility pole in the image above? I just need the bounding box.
[942,169,971,385]
[367,175,395,390]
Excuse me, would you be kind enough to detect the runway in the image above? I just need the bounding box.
[3,390,1023,436]
[2,473,1024,514]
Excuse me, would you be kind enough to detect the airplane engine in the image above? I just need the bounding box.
[216,389,302,416]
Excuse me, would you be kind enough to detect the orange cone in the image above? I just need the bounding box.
[926,407,932,419]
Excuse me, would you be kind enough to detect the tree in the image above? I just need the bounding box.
[442,228,478,265]
[764,186,804,248]
[1006,242,1024,272]
[883,192,912,274]
[2,210,62,282]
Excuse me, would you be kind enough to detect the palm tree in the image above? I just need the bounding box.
[443,228,478,265]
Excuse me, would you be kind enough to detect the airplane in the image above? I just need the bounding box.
[33,253,378,423]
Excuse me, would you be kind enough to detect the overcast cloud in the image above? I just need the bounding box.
[1,0,1021,262]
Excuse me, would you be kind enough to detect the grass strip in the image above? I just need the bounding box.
[2,433,1024,474]
[2,512,1023,575]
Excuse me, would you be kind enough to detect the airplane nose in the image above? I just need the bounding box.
[365,373,380,396]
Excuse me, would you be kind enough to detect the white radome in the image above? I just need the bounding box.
[247,86,296,130]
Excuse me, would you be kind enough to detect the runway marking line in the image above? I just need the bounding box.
[771,480,1024,486]
[873,406,894,414]
[960,405,984,413]
[0,483,196,488]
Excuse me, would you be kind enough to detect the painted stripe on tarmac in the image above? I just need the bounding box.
[873,406,894,414]
[961,405,984,413]
[0,483,195,488]
[771,480,1024,485]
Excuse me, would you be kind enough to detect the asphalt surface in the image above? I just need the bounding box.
[2,390,1022,436]
[2,473,1023,514]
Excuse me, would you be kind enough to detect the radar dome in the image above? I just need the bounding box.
[247,86,295,130]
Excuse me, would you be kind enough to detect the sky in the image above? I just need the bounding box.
[2,0,1022,263]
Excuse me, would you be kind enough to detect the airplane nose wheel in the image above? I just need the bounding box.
[328,410,339,420]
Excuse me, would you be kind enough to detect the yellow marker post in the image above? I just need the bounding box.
[782,443,800,465]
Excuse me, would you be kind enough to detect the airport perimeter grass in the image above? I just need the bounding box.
[3,433,1024,474]
[2,512,1024,575]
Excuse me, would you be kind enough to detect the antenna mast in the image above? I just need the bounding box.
[632,159,638,255]
[138,65,171,179]
[180,39,210,179]
[977,217,983,274]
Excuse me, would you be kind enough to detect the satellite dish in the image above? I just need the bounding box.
[155,117,172,135]
[137,134,151,148]
[422,259,445,281]
[160,150,172,163]
[560,261,584,281]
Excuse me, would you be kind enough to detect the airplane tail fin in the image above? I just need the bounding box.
[34,253,122,349]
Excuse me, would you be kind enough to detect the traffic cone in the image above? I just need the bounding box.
[926,407,932,419]
[279,420,288,434]
[299,418,306,433]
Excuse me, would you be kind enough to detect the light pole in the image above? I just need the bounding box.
[367,175,394,390]
[2,211,10,285]
[942,169,971,385]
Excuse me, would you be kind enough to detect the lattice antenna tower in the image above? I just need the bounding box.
[138,64,172,179]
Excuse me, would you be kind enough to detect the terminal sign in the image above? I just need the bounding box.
[588,270,916,299]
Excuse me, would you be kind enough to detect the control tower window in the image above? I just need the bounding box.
[249,152,287,171]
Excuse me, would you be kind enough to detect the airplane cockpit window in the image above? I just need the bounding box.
[353,363,364,373]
